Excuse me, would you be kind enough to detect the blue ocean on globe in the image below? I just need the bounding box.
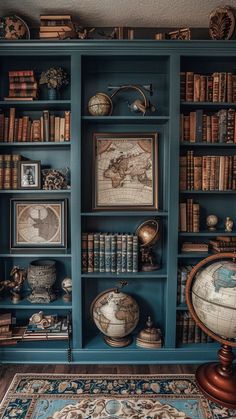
[213,266,236,292]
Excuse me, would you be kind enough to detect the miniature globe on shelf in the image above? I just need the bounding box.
[136,219,160,271]
[91,281,139,347]
[186,253,236,409]
[88,93,113,116]
[0,15,30,39]
[61,277,72,302]
[206,214,218,231]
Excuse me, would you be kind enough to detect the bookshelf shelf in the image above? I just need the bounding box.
[179,231,236,237]
[0,40,235,364]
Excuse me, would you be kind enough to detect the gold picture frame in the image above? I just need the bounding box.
[93,133,158,210]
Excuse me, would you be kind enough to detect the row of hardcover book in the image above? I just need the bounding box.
[179,237,236,254]
[39,14,74,39]
[181,71,236,103]
[176,311,213,344]
[82,232,139,273]
[179,199,200,232]
[180,151,236,191]
[5,70,38,100]
[0,313,16,345]
[0,108,71,142]
[177,265,192,305]
[180,109,236,143]
[0,154,21,189]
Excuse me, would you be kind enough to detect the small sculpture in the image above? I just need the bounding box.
[42,168,69,190]
[29,311,56,329]
[225,217,234,232]
[136,316,162,349]
[75,26,95,40]
[61,277,72,302]
[27,260,56,303]
[136,219,160,271]
[3,266,27,303]
[209,6,235,40]
[206,214,219,231]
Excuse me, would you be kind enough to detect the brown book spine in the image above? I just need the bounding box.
[215,156,220,190]
[64,110,70,142]
[228,155,233,190]
[227,72,233,103]
[234,112,236,144]
[190,150,194,189]
[211,114,219,143]
[232,156,236,190]
[193,74,201,102]
[81,232,88,273]
[43,110,49,141]
[179,202,187,232]
[209,156,216,190]
[206,115,211,143]
[193,156,202,190]
[223,156,229,190]
[12,154,21,189]
[189,112,196,142]
[28,120,32,142]
[213,72,220,102]
[17,118,23,142]
[0,155,4,189]
[0,114,4,142]
[232,75,236,102]
[9,76,36,83]
[202,114,207,142]
[3,155,12,189]
[192,203,200,232]
[202,156,207,190]
[13,118,18,141]
[180,72,186,101]
[187,151,191,190]
[22,116,29,142]
[8,107,15,142]
[50,115,55,141]
[186,72,194,102]
[219,156,225,191]
[179,156,187,190]
[219,72,227,102]
[8,90,38,98]
[200,75,206,102]
[184,115,190,141]
[32,120,41,142]
[207,76,213,102]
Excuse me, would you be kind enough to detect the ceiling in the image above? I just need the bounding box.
[0,0,236,28]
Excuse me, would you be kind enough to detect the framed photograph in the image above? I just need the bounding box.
[11,199,67,249]
[18,161,41,190]
[93,133,158,210]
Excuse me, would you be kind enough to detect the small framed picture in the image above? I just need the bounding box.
[18,161,41,190]
[93,132,158,210]
[11,199,67,249]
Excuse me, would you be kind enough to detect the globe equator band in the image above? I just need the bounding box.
[192,290,236,310]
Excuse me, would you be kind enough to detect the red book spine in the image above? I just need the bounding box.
[9,70,34,77]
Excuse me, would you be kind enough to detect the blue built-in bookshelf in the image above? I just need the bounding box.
[0,40,235,364]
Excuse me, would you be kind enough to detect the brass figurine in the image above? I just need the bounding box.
[225,217,234,232]
[29,311,56,329]
[61,277,72,302]
[3,266,27,303]
[136,219,160,271]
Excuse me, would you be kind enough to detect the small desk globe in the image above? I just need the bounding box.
[91,281,139,347]
[186,253,236,409]
[136,219,160,271]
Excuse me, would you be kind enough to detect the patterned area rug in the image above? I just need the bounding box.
[0,374,236,418]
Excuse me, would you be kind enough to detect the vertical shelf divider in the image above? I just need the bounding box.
[165,54,180,348]
[71,52,82,349]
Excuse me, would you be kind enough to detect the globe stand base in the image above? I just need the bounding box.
[196,345,236,409]
[104,335,132,347]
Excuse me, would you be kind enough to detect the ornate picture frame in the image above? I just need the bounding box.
[18,160,41,190]
[93,132,158,210]
[10,199,67,249]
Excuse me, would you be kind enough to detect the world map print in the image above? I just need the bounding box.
[95,137,157,207]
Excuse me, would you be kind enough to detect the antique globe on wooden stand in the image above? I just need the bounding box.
[136,219,160,271]
[186,253,236,409]
[91,281,139,347]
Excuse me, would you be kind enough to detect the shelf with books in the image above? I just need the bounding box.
[0,142,71,148]
[180,190,236,194]
[179,231,236,237]
[0,189,71,194]
[0,100,71,109]
[180,102,236,108]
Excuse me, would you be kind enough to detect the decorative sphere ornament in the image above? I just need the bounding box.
[186,253,236,408]
[0,15,30,39]
[88,93,113,116]
[206,214,218,231]
[136,219,160,271]
[91,281,139,347]
[61,277,72,302]
[225,216,234,232]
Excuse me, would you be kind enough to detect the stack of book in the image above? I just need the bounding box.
[180,109,236,143]
[180,151,236,191]
[210,236,236,253]
[177,265,193,305]
[23,316,69,341]
[5,71,38,101]
[181,242,209,253]
[82,232,139,273]
[0,108,71,142]
[179,199,200,232]
[0,154,21,189]
[177,311,213,344]
[181,71,236,102]
[0,313,16,346]
[39,15,74,39]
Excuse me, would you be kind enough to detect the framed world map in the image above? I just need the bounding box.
[11,199,67,249]
[93,133,158,210]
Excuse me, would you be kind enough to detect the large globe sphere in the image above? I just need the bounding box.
[91,288,139,346]
[191,260,236,339]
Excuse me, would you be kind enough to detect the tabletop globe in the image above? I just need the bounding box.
[91,285,139,347]
[186,253,236,409]
[88,93,113,116]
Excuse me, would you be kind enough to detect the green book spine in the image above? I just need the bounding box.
[93,233,100,272]
[105,234,111,273]
[99,234,105,273]
[87,233,94,273]
[121,234,127,273]
[132,235,138,273]
[127,234,133,273]
[116,234,122,274]
[111,234,117,273]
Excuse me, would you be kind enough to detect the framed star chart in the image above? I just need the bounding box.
[93,132,158,210]
[10,199,67,249]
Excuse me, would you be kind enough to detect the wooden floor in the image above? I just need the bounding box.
[0,364,197,401]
